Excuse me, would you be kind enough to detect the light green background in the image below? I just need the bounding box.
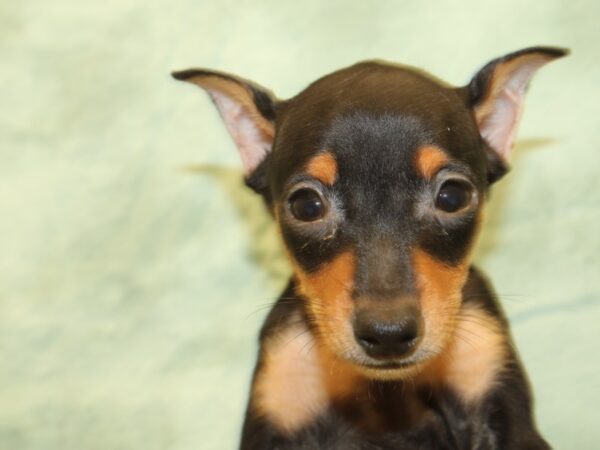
[1,1,598,449]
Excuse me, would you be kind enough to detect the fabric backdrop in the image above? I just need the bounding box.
[1,0,598,448]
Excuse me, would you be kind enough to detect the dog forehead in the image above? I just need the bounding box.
[324,113,429,165]
[290,62,465,120]
[271,62,482,191]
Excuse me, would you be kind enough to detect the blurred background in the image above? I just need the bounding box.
[1,0,598,448]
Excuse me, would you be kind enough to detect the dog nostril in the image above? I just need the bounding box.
[354,317,420,359]
[398,320,418,344]
[357,335,379,348]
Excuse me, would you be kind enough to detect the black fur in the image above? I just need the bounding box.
[174,47,567,449]
[241,271,548,450]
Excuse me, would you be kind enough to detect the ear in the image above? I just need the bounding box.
[466,47,568,165]
[172,68,278,182]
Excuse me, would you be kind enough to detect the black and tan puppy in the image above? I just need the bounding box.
[173,46,567,449]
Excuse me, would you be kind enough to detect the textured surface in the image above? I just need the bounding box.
[1,0,598,448]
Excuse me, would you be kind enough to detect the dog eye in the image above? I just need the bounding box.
[435,180,473,213]
[289,188,326,222]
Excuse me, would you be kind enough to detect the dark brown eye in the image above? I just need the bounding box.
[289,188,326,222]
[435,180,473,213]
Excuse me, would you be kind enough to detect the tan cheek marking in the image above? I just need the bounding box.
[306,152,338,186]
[413,248,470,353]
[414,145,449,180]
[252,318,362,434]
[427,305,507,403]
[296,250,354,303]
[412,205,485,357]
[294,251,356,358]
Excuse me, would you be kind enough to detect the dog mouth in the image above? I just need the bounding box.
[362,360,414,370]
[348,357,425,380]
[342,346,438,379]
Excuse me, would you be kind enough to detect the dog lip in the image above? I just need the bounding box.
[362,360,414,370]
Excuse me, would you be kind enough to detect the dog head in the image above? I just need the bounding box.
[173,47,567,379]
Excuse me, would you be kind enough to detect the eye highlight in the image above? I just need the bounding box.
[288,188,326,222]
[435,180,473,213]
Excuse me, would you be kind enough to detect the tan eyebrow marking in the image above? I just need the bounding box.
[306,152,338,186]
[414,145,449,180]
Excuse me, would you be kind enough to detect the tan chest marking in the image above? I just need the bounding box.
[253,319,360,434]
[426,305,507,404]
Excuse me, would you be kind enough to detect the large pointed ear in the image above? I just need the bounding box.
[466,47,568,167]
[172,68,278,183]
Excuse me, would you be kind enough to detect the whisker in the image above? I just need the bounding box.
[452,330,478,350]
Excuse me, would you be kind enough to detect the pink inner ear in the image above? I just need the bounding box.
[209,90,273,176]
[475,55,554,162]
[209,91,272,176]
[477,83,524,161]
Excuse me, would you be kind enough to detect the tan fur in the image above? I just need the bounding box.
[412,248,470,357]
[414,145,448,180]
[253,306,506,434]
[261,233,502,432]
[424,305,507,403]
[295,251,357,360]
[472,52,557,160]
[306,152,338,186]
[253,317,362,434]
[473,55,548,126]
[186,76,275,141]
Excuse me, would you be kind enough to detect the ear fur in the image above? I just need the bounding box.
[466,46,568,169]
[172,69,278,186]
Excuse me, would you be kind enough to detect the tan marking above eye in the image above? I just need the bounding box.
[414,145,449,180]
[306,152,338,186]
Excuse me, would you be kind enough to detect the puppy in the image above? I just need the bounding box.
[173,46,567,449]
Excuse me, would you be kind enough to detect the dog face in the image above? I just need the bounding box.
[174,47,566,379]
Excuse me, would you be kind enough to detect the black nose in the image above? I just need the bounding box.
[354,315,421,359]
